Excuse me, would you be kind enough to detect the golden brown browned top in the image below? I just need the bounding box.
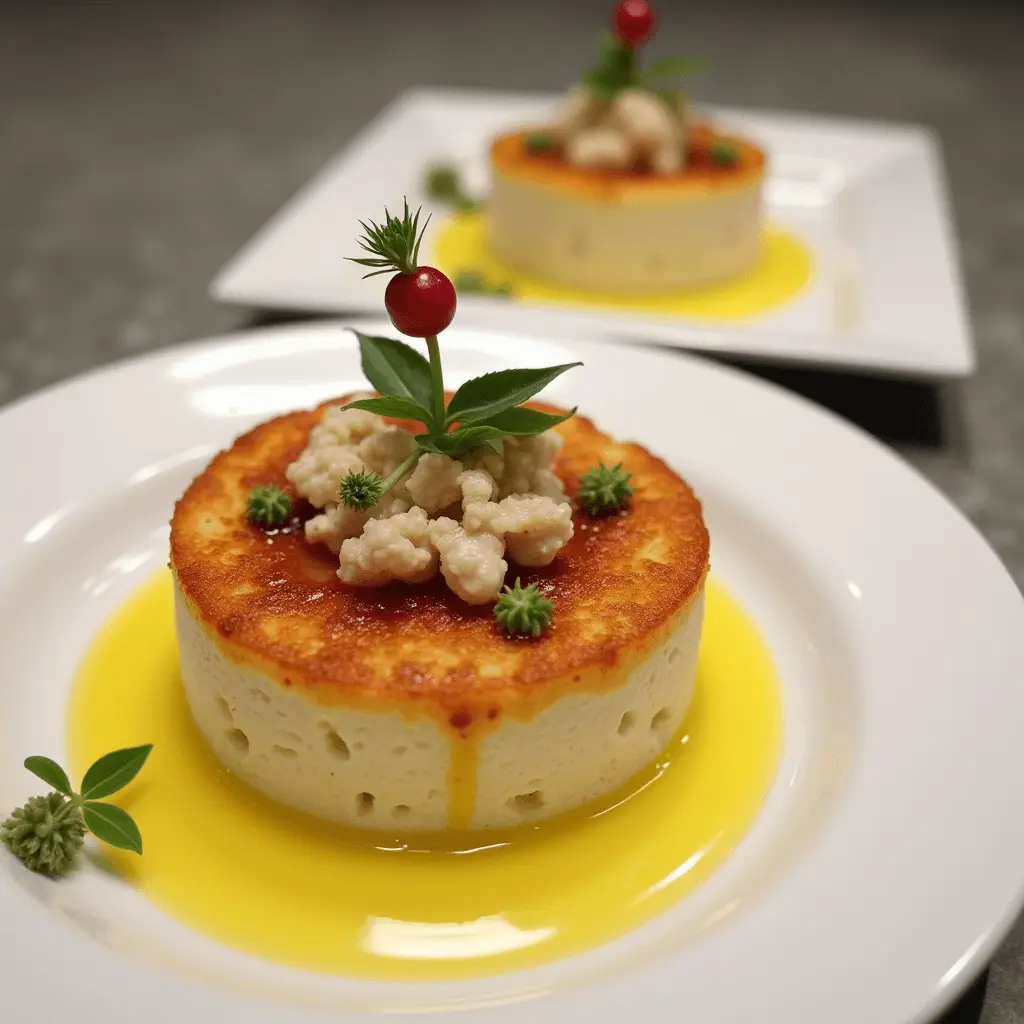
[170,399,709,721]
[491,126,766,202]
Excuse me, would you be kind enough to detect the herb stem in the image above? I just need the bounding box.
[383,450,423,497]
[623,44,636,86]
[425,334,446,435]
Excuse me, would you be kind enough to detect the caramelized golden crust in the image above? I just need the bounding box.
[491,127,766,202]
[170,399,709,724]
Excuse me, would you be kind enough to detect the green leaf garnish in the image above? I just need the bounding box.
[2,745,152,876]
[579,462,634,515]
[641,54,706,82]
[341,395,433,425]
[446,364,582,426]
[469,405,576,436]
[583,32,635,99]
[524,131,553,153]
[245,484,292,529]
[347,198,428,278]
[335,202,584,514]
[577,21,706,100]
[430,425,508,457]
[80,744,153,801]
[494,578,555,637]
[710,141,739,167]
[82,802,143,854]
[354,331,434,412]
[23,755,73,796]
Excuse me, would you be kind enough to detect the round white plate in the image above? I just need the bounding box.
[1,321,1022,1024]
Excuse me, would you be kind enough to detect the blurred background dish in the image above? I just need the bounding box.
[212,87,972,377]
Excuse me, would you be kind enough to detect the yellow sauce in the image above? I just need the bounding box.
[67,570,782,981]
[432,210,812,320]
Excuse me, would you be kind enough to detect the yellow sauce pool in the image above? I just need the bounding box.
[67,571,782,981]
[432,210,813,320]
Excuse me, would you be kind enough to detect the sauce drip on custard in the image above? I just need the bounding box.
[433,211,813,321]
[67,570,782,981]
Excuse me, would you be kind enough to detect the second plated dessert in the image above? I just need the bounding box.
[487,0,765,294]
[170,201,709,830]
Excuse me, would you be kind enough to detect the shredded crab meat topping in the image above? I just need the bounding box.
[406,453,464,514]
[338,507,438,586]
[463,495,575,568]
[542,85,693,173]
[427,518,509,605]
[285,405,574,603]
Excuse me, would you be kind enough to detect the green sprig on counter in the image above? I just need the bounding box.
[494,578,555,637]
[578,461,634,515]
[245,484,293,528]
[1,745,152,877]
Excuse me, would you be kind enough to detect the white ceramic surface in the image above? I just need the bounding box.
[212,88,974,378]
[1,320,1022,1024]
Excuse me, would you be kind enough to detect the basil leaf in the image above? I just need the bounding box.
[435,425,508,456]
[354,332,433,410]
[467,405,575,437]
[414,434,444,454]
[23,756,73,796]
[341,396,432,425]
[582,70,616,101]
[642,54,706,81]
[583,32,635,97]
[81,744,153,800]
[446,363,582,425]
[82,802,143,854]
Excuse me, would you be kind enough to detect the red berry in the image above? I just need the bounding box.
[613,0,655,46]
[384,267,457,338]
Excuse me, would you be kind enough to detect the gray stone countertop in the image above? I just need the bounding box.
[1,1,1022,1020]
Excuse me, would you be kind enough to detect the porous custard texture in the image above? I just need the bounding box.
[488,152,763,294]
[174,581,704,831]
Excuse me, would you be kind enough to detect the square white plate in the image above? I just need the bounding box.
[212,88,973,378]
